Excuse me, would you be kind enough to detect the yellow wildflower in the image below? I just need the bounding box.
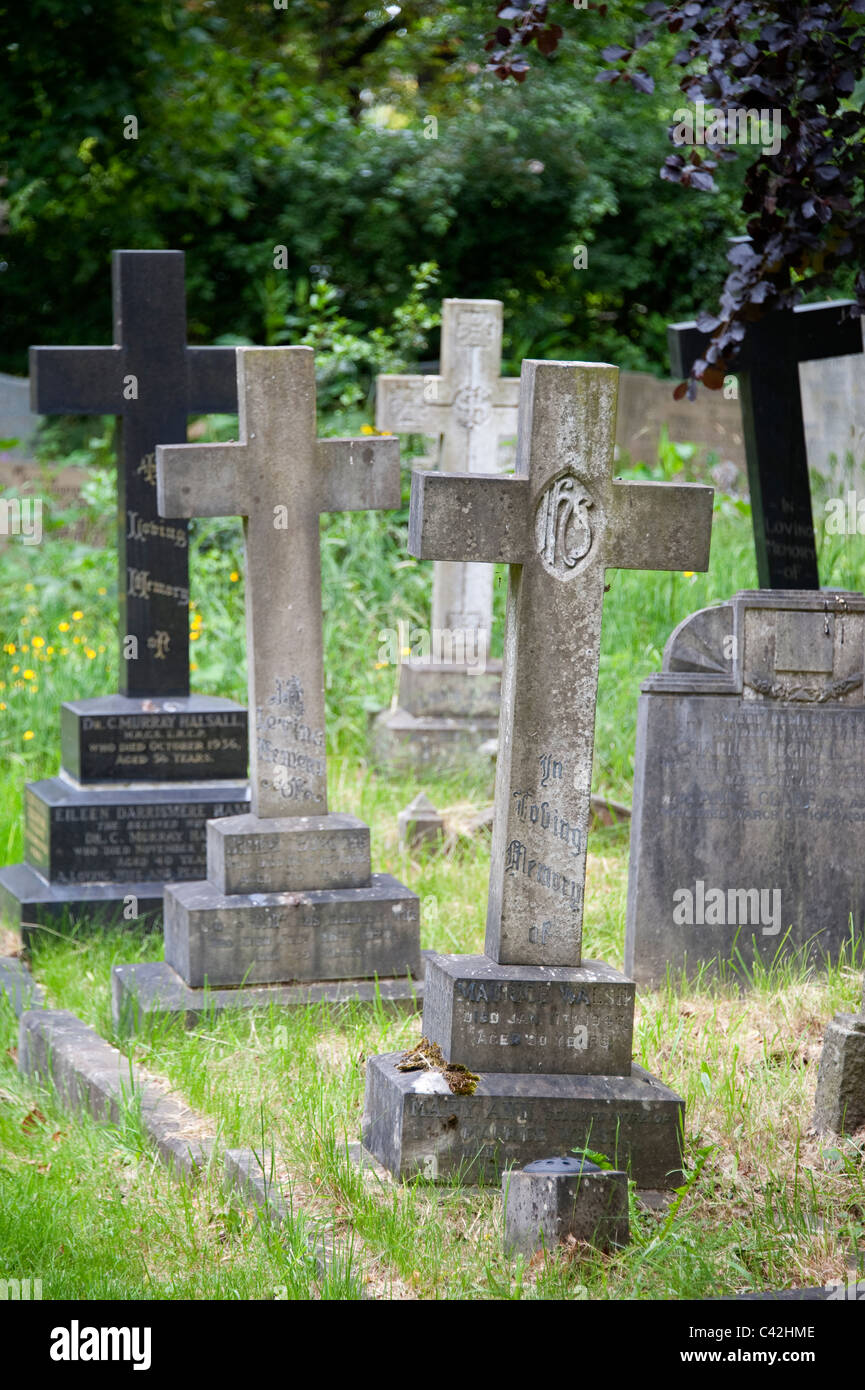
[72,610,83,620]
[229,571,239,583]
[23,730,34,740]
[85,648,96,659]
[23,669,35,680]
[32,636,44,648]
[58,622,70,632]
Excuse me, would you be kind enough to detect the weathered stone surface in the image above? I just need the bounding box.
[812,1012,865,1134]
[19,777,249,885]
[19,1009,213,1178]
[625,590,865,987]
[503,1160,629,1255]
[377,299,519,645]
[410,361,712,968]
[362,1051,684,1188]
[207,812,370,895]
[422,952,634,1075]
[164,873,420,987]
[224,1148,290,1226]
[112,959,424,1032]
[397,794,444,853]
[157,346,399,821]
[0,865,164,941]
[363,361,700,1185]
[61,694,247,784]
[370,705,499,773]
[398,661,502,720]
[0,956,45,1015]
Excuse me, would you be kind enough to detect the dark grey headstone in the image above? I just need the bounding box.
[503,1163,629,1255]
[812,1009,865,1135]
[626,589,865,986]
[61,695,247,783]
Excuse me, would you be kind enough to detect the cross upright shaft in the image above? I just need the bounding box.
[409,360,714,967]
[157,346,400,820]
[377,299,519,639]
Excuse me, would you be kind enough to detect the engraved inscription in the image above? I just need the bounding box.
[535,473,593,579]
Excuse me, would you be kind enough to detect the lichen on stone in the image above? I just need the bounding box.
[397,1036,480,1096]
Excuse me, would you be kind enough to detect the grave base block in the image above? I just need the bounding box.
[812,1012,865,1134]
[22,776,250,886]
[362,1051,684,1188]
[164,872,420,987]
[371,706,498,774]
[111,959,424,1034]
[0,863,165,942]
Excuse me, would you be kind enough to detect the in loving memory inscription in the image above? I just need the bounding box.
[362,360,714,1184]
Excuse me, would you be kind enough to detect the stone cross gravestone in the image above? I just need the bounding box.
[372,299,519,771]
[669,295,862,589]
[0,252,249,936]
[362,360,714,1185]
[625,589,865,987]
[112,347,421,1029]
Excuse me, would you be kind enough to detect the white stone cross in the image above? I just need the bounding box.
[408,360,714,967]
[157,346,400,819]
[376,299,519,646]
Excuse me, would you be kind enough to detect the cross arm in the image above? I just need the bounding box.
[494,377,521,417]
[375,374,444,434]
[789,301,862,361]
[29,346,124,415]
[606,479,714,572]
[670,300,862,378]
[156,441,250,520]
[186,347,240,415]
[408,469,530,562]
[316,436,401,513]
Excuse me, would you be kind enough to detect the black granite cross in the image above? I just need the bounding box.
[30,250,238,697]
[669,298,862,590]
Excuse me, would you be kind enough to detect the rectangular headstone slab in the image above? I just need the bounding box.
[625,590,865,986]
[206,812,371,895]
[60,695,247,783]
[362,1051,684,1188]
[422,952,634,1075]
[22,777,248,885]
[0,864,165,941]
[164,873,420,987]
[0,956,45,1014]
[111,959,424,1032]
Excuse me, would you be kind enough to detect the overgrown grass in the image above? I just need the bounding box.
[2,432,865,1298]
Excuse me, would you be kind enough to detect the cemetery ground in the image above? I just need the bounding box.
[1,435,865,1301]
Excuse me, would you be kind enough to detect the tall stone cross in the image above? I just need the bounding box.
[30,250,238,698]
[377,299,519,642]
[157,346,400,820]
[409,360,714,967]
[670,297,862,590]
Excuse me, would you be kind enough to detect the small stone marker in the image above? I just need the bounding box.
[373,299,519,771]
[362,360,713,1185]
[503,1156,629,1257]
[625,590,865,987]
[397,792,445,853]
[0,251,249,935]
[813,975,865,1135]
[112,347,421,1028]
[670,289,862,588]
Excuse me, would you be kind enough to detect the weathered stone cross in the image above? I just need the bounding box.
[377,299,519,640]
[30,250,238,697]
[157,346,400,820]
[409,360,714,967]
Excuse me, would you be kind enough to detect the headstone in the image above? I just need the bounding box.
[0,372,40,460]
[812,976,865,1135]
[372,299,519,771]
[670,292,863,588]
[625,590,865,987]
[0,252,249,936]
[362,359,713,1185]
[503,1157,629,1256]
[112,347,421,1029]
[397,793,445,853]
